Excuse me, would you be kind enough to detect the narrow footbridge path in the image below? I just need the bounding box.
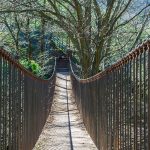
[0,40,150,150]
[33,72,97,150]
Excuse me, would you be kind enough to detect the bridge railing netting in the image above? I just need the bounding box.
[0,49,56,150]
[70,40,150,150]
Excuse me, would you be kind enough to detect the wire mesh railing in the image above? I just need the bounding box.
[70,40,150,150]
[0,48,56,150]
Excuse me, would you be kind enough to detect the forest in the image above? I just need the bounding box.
[0,1,150,150]
[0,0,150,78]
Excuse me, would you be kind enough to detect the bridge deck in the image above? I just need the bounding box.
[33,72,97,150]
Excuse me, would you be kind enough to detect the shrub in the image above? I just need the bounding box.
[19,59,42,76]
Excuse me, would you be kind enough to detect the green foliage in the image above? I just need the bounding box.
[19,59,42,76]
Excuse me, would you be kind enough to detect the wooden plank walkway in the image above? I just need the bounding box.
[33,72,97,150]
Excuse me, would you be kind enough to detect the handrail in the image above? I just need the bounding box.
[0,48,56,150]
[0,48,56,82]
[70,39,150,82]
[70,39,150,150]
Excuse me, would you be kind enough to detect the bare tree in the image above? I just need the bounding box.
[0,0,149,77]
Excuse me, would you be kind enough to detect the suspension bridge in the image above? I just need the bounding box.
[0,40,150,150]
